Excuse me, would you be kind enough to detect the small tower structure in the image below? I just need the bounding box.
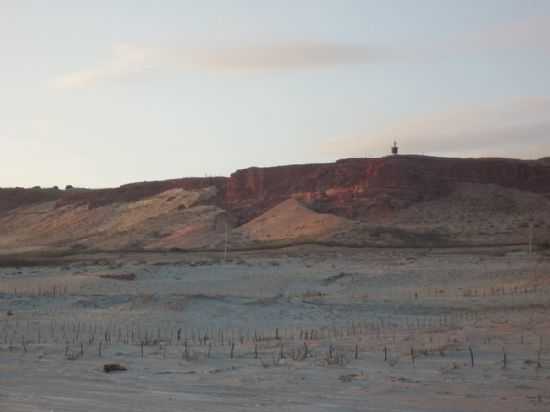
[391,141,399,155]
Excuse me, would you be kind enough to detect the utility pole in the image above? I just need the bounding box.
[528,221,534,256]
[224,220,229,261]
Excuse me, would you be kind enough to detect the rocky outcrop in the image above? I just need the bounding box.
[2,155,550,251]
[224,156,550,223]
[2,156,549,225]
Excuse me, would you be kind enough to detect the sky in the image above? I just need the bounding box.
[1,0,550,188]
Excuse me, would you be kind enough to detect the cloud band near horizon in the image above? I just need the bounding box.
[51,42,385,90]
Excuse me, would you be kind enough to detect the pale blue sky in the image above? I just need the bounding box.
[1,0,549,187]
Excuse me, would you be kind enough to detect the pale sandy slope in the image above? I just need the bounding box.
[232,185,550,248]
[0,187,227,252]
[235,198,354,244]
[1,183,549,253]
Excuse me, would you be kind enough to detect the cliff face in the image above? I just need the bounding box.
[224,156,550,223]
[2,156,550,224]
[2,155,550,251]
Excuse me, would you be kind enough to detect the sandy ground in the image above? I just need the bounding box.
[2,183,550,254]
[1,245,550,411]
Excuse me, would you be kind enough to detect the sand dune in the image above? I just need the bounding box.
[236,198,353,243]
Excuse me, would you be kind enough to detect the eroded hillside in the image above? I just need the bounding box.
[1,155,549,253]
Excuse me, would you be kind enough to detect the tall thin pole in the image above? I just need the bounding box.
[224,221,228,261]
[529,222,534,256]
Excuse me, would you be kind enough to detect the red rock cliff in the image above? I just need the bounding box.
[2,156,549,225]
[224,156,550,223]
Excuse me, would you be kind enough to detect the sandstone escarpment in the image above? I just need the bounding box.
[1,155,549,251]
[224,156,550,223]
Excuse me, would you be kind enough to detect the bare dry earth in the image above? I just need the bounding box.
[1,246,550,411]
[1,183,550,254]
[0,187,227,252]
[388,183,550,245]
[235,198,353,244]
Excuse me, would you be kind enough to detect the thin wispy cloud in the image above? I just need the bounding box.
[321,97,550,160]
[51,42,385,90]
[52,13,550,90]
[185,43,387,70]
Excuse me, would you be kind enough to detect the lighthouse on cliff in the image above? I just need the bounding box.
[391,141,399,155]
